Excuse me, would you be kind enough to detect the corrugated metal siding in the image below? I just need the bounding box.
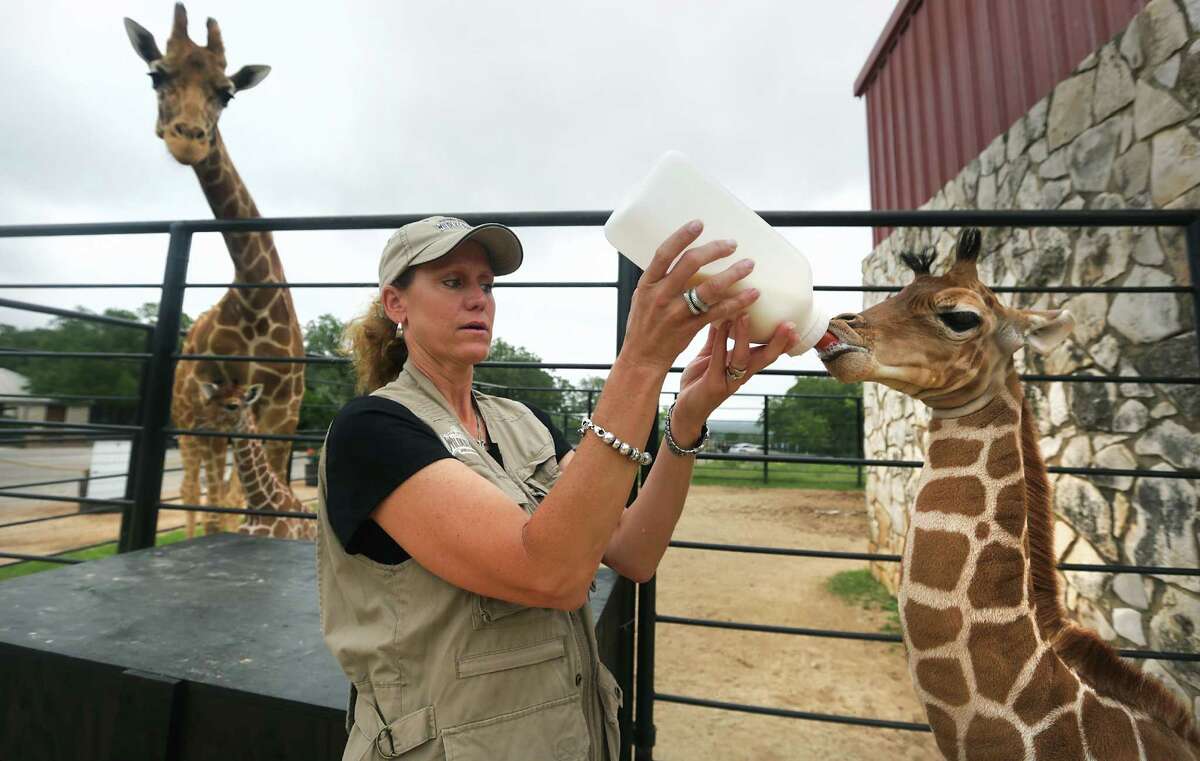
[856,0,1146,243]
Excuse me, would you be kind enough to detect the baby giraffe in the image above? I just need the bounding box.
[820,228,1198,761]
[204,383,317,541]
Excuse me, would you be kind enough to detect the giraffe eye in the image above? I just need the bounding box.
[937,311,982,332]
[148,70,168,89]
[217,88,234,106]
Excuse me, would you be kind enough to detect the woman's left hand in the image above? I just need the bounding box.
[669,315,798,440]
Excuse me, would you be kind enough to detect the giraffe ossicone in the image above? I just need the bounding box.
[821,228,1199,760]
[125,3,305,538]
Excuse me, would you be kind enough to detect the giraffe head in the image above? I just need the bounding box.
[201,381,263,430]
[124,3,270,165]
[820,228,1075,416]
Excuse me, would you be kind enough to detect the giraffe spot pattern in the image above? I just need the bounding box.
[993,482,1025,539]
[1136,718,1192,760]
[903,599,963,650]
[1081,692,1139,761]
[960,401,1019,429]
[924,703,958,760]
[967,616,1038,702]
[967,542,1026,609]
[974,522,990,540]
[1033,711,1085,760]
[916,476,986,516]
[909,529,970,592]
[927,438,984,468]
[963,714,1024,761]
[915,657,970,706]
[1013,651,1080,724]
[986,432,1020,480]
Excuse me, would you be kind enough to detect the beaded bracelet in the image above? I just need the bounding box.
[578,417,653,466]
[663,402,709,457]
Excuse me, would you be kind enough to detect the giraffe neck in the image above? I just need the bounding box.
[900,378,1064,756]
[230,413,302,513]
[192,129,290,310]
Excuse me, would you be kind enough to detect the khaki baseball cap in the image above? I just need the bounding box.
[378,216,523,292]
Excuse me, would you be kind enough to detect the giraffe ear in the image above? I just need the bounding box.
[1021,309,1075,354]
[124,18,163,64]
[229,65,271,93]
[243,384,264,406]
[199,382,219,401]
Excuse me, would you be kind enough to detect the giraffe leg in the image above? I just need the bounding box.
[222,469,247,532]
[200,439,229,535]
[178,435,202,539]
[263,438,313,538]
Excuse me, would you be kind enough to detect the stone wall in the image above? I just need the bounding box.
[860,0,1200,719]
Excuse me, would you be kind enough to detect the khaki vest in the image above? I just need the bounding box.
[317,363,621,761]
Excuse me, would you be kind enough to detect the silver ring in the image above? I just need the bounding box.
[725,365,747,382]
[684,287,710,315]
[682,290,702,315]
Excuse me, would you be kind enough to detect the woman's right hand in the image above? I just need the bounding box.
[620,220,761,371]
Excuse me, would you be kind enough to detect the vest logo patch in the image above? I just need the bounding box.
[441,427,477,458]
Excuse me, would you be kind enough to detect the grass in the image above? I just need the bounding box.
[826,568,901,634]
[0,528,190,583]
[691,460,864,491]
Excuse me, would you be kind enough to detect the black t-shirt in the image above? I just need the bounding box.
[324,395,573,565]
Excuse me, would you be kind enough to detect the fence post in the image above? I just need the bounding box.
[855,396,865,488]
[762,394,770,483]
[119,224,191,553]
[122,329,156,504]
[616,253,651,761]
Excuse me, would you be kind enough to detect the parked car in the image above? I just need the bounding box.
[728,443,765,455]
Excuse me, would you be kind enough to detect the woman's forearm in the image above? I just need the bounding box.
[601,409,701,581]
[519,354,667,604]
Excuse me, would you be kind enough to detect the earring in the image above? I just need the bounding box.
[395,322,404,339]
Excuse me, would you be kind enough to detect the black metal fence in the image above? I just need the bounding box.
[1,209,1199,760]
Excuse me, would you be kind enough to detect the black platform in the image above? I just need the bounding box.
[0,533,631,761]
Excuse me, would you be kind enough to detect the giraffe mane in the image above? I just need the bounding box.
[1020,398,1200,750]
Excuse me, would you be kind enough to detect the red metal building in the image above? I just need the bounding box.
[855,0,1146,242]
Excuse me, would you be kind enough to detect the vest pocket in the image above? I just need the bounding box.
[456,637,566,679]
[472,594,549,629]
[441,693,589,761]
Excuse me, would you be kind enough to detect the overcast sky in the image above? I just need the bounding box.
[0,1,894,419]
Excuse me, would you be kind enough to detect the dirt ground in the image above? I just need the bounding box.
[652,485,937,761]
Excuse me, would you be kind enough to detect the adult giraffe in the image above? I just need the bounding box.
[124,4,305,536]
[820,228,1198,760]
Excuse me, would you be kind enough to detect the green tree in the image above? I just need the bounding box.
[762,377,862,456]
[473,338,567,413]
[0,303,193,425]
[298,314,357,433]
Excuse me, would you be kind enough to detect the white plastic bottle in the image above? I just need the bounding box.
[604,151,830,356]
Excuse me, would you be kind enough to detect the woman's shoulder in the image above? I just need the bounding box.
[329,395,427,440]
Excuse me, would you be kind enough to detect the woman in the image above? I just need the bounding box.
[318,215,798,760]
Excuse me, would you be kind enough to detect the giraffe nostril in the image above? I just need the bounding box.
[834,312,859,322]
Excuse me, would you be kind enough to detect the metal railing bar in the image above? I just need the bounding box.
[656,614,901,643]
[0,284,162,289]
[653,692,931,732]
[0,349,151,361]
[0,466,186,494]
[655,615,1199,661]
[819,285,1194,294]
[0,429,136,438]
[0,419,140,432]
[0,511,97,531]
[5,208,1199,240]
[182,280,619,289]
[0,551,80,565]
[158,502,317,521]
[159,354,1200,386]
[163,427,326,444]
[0,298,154,331]
[0,392,140,403]
[667,540,1200,576]
[0,491,131,508]
[694,452,1200,480]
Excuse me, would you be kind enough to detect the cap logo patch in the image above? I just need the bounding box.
[435,218,470,232]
